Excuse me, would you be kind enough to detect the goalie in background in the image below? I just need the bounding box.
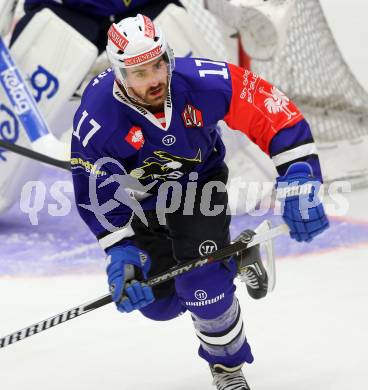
[71,14,329,389]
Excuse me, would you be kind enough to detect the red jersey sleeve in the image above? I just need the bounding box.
[224,63,304,154]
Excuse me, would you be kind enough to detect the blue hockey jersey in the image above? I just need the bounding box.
[71,57,320,250]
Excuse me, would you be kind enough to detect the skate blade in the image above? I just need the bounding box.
[255,220,276,292]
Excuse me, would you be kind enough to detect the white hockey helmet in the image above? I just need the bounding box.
[106,14,174,88]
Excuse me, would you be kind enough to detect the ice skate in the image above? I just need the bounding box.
[234,234,268,299]
[233,221,276,299]
[210,363,251,390]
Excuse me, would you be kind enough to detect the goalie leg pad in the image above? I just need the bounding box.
[10,8,98,125]
[0,8,97,213]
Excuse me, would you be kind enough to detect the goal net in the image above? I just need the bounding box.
[183,0,368,194]
[10,0,368,215]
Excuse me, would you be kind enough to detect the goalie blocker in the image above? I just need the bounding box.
[0,8,97,213]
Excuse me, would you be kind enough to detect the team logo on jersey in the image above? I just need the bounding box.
[79,156,156,233]
[259,86,297,120]
[162,134,176,146]
[199,240,218,256]
[182,104,204,128]
[125,126,145,150]
[130,149,202,181]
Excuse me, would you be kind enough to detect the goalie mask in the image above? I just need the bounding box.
[106,14,175,103]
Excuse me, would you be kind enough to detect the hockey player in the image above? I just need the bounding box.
[0,0,224,214]
[71,15,329,389]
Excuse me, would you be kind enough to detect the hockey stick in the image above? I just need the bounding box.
[0,138,71,171]
[0,36,69,161]
[0,223,289,349]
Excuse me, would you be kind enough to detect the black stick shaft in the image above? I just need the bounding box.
[0,225,287,349]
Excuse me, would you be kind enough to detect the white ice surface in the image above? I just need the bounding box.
[0,242,368,390]
[1,187,368,390]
